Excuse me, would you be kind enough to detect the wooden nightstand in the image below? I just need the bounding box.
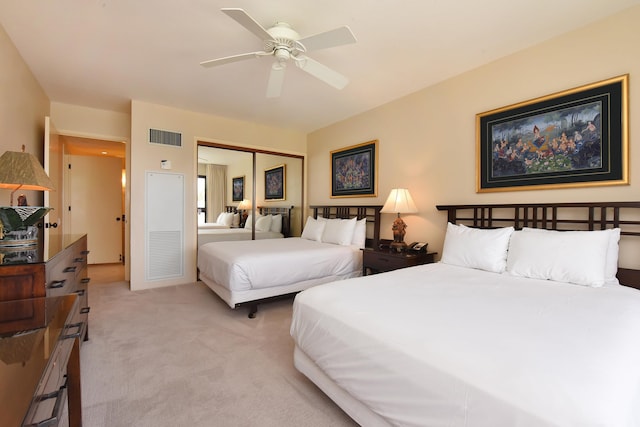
[362,248,437,275]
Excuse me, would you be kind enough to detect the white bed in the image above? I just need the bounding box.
[290,202,640,427]
[197,205,382,317]
[197,205,293,246]
[198,227,283,245]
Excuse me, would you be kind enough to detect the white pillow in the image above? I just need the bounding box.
[322,217,357,246]
[216,212,226,224]
[232,213,240,227]
[351,218,367,248]
[506,229,611,287]
[270,214,283,233]
[255,215,272,232]
[440,223,514,273]
[244,214,253,229]
[220,212,234,226]
[301,216,325,242]
[521,227,620,285]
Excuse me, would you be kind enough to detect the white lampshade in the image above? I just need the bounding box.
[238,199,252,210]
[380,189,418,214]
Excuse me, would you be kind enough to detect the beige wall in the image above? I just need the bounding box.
[308,6,640,268]
[130,100,306,290]
[0,24,50,206]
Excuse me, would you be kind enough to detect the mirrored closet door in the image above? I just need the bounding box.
[197,143,303,247]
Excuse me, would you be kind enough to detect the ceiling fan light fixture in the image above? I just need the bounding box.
[202,8,356,97]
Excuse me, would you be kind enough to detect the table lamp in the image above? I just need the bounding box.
[380,188,418,252]
[0,146,55,246]
[238,198,252,226]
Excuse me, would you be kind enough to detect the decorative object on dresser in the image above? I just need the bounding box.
[0,146,56,247]
[380,188,418,252]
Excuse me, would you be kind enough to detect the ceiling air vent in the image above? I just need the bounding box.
[149,128,182,147]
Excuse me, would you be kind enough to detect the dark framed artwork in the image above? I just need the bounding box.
[331,140,378,198]
[265,164,286,201]
[232,176,244,202]
[477,75,628,192]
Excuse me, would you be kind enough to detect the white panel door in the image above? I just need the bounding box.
[43,116,63,257]
[69,155,122,264]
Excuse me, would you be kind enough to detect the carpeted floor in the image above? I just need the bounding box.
[81,265,357,427]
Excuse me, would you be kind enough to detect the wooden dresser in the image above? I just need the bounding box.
[0,294,84,427]
[0,234,90,341]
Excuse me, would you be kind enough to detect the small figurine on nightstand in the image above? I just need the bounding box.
[390,217,408,252]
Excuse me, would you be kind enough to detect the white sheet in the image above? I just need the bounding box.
[198,222,230,230]
[291,263,640,427]
[197,228,283,245]
[198,237,362,293]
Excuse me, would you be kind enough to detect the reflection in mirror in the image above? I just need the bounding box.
[197,144,304,248]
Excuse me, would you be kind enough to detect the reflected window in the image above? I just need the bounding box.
[197,175,206,223]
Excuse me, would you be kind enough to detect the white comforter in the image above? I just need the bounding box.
[197,237,361,292]
[198,228,283,245]
[291,262,640,427]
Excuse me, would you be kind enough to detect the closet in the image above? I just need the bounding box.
[197,143,304,239]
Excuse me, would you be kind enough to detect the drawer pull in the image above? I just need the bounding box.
[74,257,85,263]
[81,250,90,255]
[81,307,91,314]
[62,322,84,340]
[48,279,66,289]
[81,277,91,284]
[74,289,86,296]
[63,266,77,273]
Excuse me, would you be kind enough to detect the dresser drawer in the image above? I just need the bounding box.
[365,252,409,271]
[22,297,82,427]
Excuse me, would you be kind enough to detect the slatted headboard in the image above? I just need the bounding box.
[225,205,294,237]
[310,205,382,249]
[436,202,640,290]
[258,206,294,237]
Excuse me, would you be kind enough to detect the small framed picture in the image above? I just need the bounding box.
[232,176,244,202]
[265,164,285,201]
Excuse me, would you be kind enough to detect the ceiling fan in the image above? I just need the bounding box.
[200,8,357,98]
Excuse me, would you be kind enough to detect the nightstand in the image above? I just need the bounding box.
[362,248,437,275]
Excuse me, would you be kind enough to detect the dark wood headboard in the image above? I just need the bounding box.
[436,201,640,290]
[309,205,382,249]
[258,206,294,237]
[225,205,294,237]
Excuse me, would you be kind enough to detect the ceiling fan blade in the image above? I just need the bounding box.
[200,52,264,68]
[295,56,349,90]
[221,8,272,41]
[298,26,356,52]
[266,64,286,98]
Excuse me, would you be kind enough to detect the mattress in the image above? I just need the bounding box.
[197,237,362,293]
[197,228,283,245]
[290,262,640,427]
[198,222,230,230]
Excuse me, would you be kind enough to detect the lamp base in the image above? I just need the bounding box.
[390,241,407,253]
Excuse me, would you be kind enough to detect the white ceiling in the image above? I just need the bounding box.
[1,0,638,133]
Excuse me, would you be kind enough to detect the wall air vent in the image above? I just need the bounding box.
[149,128,182,147]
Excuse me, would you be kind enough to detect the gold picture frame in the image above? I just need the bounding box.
[477,75,628,192]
